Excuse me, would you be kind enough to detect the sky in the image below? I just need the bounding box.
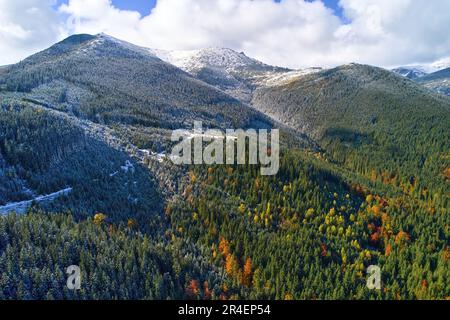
[58,0,343,19]
[56,0,158,16]
[1,0,450,69]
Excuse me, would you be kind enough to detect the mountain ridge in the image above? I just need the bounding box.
[252,63,450,187]
[416,67,450,96]
[0,33,274,130]
[0,33,449,301]
[150,46,291,103]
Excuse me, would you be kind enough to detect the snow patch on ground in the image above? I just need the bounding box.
[261,68,323,87]
[121,160,134,173]
[109,171,119,177]
[138,149,168,163]
[0,188,73,216]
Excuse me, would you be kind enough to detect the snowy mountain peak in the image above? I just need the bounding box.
[392,56,450,79]
[151,47,280,74]
[148,46,291,103]
[94,32,124,44]
[87,33,159,59]
[392,67,428,80]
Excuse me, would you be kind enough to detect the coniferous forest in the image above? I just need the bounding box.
[0,33,448,301]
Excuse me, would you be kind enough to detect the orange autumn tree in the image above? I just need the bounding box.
[444,167,450,180]
[219,238,254,287]
[385,244,392,257]
[186,279,200,299]
[395,231,411,244]
[189,171,197,184]
[203,281,212,300]
[242,257,253,287]
[219,237,230,258]
[127,218,137,229]
[225,254,238,277]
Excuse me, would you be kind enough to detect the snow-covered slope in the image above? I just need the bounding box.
[152,47,278,74]
[150,47,324,102]
[0,188,72,215]
[262,68,323,87]
[391,57,450,96]
[392,56,450,80]
[88,33,161,59]
[61,36,322,103]
[150,47,290,102]
[1,33,265,129]
[391,67,428,80]
[417,67,450,96]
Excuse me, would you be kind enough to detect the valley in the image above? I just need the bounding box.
[0,33,448,300]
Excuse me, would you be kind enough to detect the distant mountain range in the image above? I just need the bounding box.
[392,57,450,75]
[416,67,450,96]
[391,67,428,80]
[391,58,450,96]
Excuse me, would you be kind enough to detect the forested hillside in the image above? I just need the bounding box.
[164,149,448,299]
[0,212,227,300]
[0,34,448,300]
[252,64,450,195]
[0,34,271,130]
[417,67,450,96]
[1,148,448,300]
[0,101,162,226]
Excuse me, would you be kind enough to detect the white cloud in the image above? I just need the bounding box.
[59,0,343,68]
[1,0,450,69]
[59,0,143,43]
[335,0,450,67]
[0,0,66,65]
